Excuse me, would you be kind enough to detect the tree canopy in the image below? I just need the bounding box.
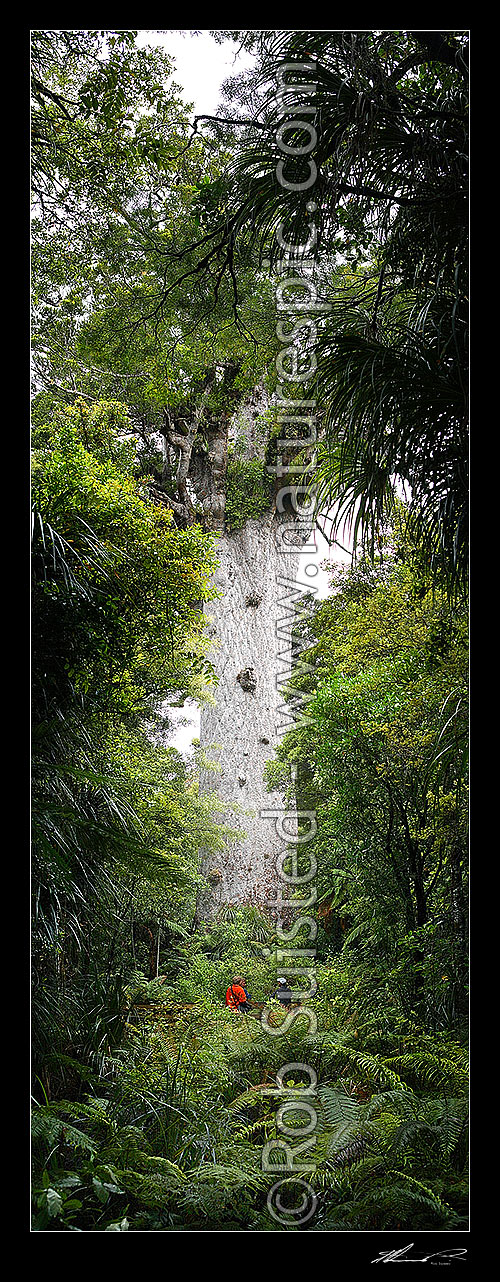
[30,30,468,1236]
[153,29,469,594]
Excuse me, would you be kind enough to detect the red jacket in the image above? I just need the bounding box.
[226,983,247,1010]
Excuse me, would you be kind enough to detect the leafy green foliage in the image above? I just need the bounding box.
[200,30,468,595]
[271,532,468,1029]
[225,439,274,531]
[31,932,468,1230]
[31,400,231,1102]
[31,29,468,1233]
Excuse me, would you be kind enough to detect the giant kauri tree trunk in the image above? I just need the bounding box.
[149,376,305,920]
[197,510,302,919]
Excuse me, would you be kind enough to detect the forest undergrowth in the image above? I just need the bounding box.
[31,27,469,1234]
[31,907,468,1232]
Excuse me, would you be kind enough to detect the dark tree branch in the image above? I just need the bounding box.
[171,112,268,161]
[410,31,469,78]
[31,75,75,118]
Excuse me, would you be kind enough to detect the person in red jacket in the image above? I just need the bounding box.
[225,976,251,1014]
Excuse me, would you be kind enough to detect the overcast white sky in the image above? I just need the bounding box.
[134,29,256,116]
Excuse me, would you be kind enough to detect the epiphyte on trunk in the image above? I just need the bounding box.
[237,667,257,694]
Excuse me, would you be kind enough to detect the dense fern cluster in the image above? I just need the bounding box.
[30,27,468,1234]
[31,908,468,1232]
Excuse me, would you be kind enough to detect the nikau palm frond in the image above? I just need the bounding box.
[184,30,469,597]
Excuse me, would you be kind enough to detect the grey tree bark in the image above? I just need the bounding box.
[197,511,304,919]
[148,377,309,920]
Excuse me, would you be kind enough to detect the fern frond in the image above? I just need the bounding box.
[31,1106,99,1155]
[385,1050,468,1093]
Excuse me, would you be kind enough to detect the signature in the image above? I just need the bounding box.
[372,1243,467,1264]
